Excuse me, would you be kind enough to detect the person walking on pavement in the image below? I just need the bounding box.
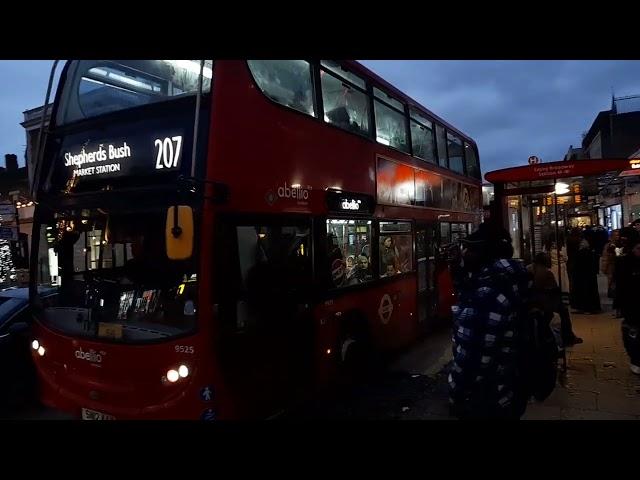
[613,227,640,318]
[616,235,640,374]
[571,235,601,314]
[448,222,532,420]
[602,229,619,304]
[527,252,583,347]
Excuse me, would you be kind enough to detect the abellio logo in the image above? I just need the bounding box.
[75,347,103,363]
[266,182,311,206]
[277,182,310,201]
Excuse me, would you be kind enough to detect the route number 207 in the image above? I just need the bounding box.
[175,345,194,354]
[155,136,183,169]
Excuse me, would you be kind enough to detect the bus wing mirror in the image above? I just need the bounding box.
[166,206,194,260]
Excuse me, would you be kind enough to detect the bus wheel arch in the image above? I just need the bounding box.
[337,309,373,379]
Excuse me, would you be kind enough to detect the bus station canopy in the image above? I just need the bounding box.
[485,158,640,199]
[485,158,637,185]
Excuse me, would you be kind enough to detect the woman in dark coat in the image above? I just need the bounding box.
[617,239,640,374]
[571,238,601,314]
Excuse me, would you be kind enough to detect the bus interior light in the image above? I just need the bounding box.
[163,60,213,79]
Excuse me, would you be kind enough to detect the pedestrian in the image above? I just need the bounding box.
[448,222,532,420]
[549,240,569,294]
[571,236,601,314]
[613,227,640,318]
[527,252,583,346]
[617,238,640,374]
[602,229,619,300]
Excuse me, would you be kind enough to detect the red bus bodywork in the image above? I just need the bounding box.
[31,60,481,419]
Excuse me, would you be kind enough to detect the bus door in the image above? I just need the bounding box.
[215,218,314,418]
[415,224,439,333]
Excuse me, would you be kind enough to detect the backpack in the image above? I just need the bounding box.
[519,306,559,402]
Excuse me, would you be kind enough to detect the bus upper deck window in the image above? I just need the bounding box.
[247,60,316,118]
[56,60,213,125]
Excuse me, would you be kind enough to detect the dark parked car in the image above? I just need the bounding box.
[0,287,57,411]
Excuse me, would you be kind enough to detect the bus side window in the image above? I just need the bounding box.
[326,219,373,288]
[379,222,414,276]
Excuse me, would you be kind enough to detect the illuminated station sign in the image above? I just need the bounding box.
[49,103,199,192]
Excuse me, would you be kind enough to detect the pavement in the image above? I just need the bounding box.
[522,319,640,420]
[522,284,640,420]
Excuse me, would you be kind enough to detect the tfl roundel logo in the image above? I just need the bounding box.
[378,294,394,324]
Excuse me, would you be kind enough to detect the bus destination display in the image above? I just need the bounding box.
[58,128,185,183]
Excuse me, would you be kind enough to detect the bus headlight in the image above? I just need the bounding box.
[166,369,180,383]
[165,364,190,384]
[32,340,45,356]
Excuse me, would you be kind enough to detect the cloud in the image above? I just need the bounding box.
[0,60,55,165]
[361,60,640,175]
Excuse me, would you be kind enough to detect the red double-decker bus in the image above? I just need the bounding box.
[29,60,482,419]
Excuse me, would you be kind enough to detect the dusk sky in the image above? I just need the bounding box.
[2,60,640,174]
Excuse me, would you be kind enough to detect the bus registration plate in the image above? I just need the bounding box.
[82,408,115,420]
